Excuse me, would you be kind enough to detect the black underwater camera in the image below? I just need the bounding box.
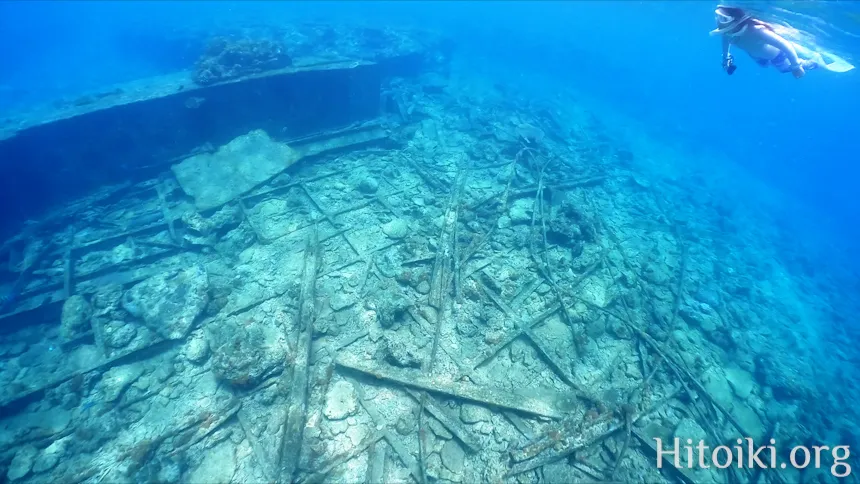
[724,54,737,75]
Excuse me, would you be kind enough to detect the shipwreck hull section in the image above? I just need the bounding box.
[0,56,410,234]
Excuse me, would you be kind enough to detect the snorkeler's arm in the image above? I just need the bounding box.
[720,36,735,72]
[721,36,731,62]
[759,28,802,67]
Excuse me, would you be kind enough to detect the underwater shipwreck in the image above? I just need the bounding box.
[0,22,858,484]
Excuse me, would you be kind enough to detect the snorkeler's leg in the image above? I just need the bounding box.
[773,59,816,74]
[793,43,816,59]
[801,59,819,70]
[791,42,824,66]
[791,41,854,72]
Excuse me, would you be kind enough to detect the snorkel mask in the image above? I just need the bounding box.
[709,5,751,36]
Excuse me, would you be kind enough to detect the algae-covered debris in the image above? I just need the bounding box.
[381,218,410,239]
[122,264,210,340]
[60,295,92,344]
[6,445,37,482]
[323,380,359,421]
[100,363,145,403]
[193,37,292,87]
[207,312,289,389]
[172,130,301,211]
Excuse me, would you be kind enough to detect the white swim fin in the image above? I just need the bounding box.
[793,42,855,73]
[817,51,855,73]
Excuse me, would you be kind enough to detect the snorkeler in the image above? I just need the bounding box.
[710,5,854,77]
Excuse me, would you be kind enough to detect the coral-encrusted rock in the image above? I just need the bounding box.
[324,380,358,420]
[367,290,412,329]
[122,264,209,340]
[104,320,137,349]
[181,211,214,235]
[60,295,92,343]
[508,199,532,224]
[193,37,292,86]
[33,438,67,473]
[382,335,423,368]
[358,177,379,194]
[460,403,492,424]
[381,219,409,239]
[101,363,145,402]
[208,204,242,234]
[440,440,466,474]
[208,314,287,388]
[184,332,210,365]
[6,445,37,481]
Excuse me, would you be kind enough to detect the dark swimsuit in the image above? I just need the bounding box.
[754,51,787,68]
[756,51,817,73]
[771,51,789,66]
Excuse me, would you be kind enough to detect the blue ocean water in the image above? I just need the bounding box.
[0,1,858,482]
[2,1,858,242]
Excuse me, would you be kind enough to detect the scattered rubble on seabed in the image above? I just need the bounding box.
[1,64,859,484]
